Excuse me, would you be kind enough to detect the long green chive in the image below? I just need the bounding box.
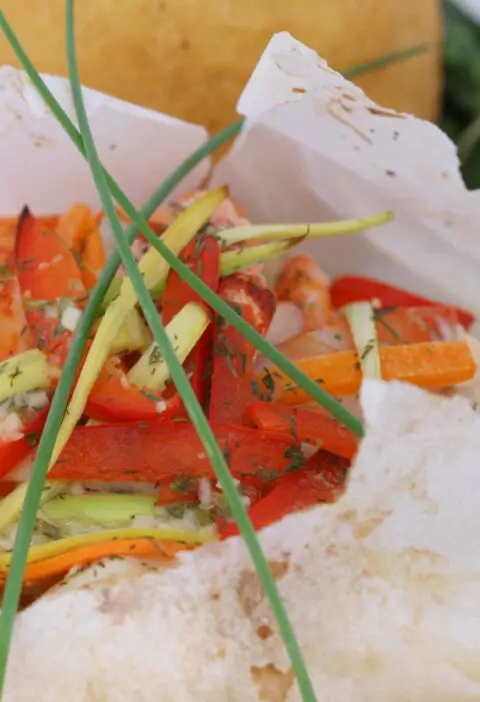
[457,114,480,164]
[343,42,432,78]
[64,1,316,699]
[0,15,243,695]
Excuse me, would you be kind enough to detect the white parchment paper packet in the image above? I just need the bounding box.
[214,33,480,333]
[0,66,209,216]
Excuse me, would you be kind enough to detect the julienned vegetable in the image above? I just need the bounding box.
[244,402,358,459]
[209,275,276,423]
[259,340,476,403]
[329,275,475,329]
[1,537,195,586]
[218,450,350,537]
[342,302,381,379]
[0,192,476,592]
[49,421,305,482]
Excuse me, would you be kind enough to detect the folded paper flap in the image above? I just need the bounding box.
[214,33,480,318]
[0,65,209,215]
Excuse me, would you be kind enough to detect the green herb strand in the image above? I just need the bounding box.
[63,2,315,700]
[0,16,243,697]
[343,42,432,78]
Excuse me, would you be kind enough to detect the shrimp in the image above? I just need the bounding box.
[274,254,333,331]
[151,189,250,231]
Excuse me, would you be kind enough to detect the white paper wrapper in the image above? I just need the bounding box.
[213,33,480,335]
[0,66,209,215]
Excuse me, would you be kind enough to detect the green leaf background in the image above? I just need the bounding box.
[443,0,480,188]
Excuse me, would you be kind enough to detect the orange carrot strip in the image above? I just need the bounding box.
[0,218,33,358]
[258,340,476,404]
[80,227,107,290]
[57,204,107,290]
[56,204,93,253]
[0,539,194,586]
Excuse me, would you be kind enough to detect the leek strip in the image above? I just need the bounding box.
[128,302,210,390]
[343,302,382,379]
[0,350,51,402]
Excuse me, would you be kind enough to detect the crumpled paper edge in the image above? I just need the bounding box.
[0,65,210,215]
[213,33,480,324]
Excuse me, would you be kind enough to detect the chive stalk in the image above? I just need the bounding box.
[65,3,317,698]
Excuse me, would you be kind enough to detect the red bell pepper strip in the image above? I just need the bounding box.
[15,209,86,357]
[0,482,17,498]
[329,275,475,330]
[209,275,276,422]
[156,475,199,506]
[85,359,182,423]
[49,421,304,482]
[238,474,278,505]
[244,401,358,459]
[213,473,279,532]
[0,406,49,480]
[219,450,350,537]
[162,233,220,412]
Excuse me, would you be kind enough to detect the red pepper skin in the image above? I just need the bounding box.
[220,450,350,537]
[15,209,86,356]
[162,234,220,412]
[0,406,49,480]
[244,401,358,459]
[50,421,304,482]
[209,276,276,423]
[329,275,475,330]
[85,362,182,423]
[156,476,199,506]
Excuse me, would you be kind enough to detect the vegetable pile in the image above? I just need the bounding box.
[0,191,476,592]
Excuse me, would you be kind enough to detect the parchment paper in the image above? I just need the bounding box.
[213,33,480,330]
[0,65,209,214]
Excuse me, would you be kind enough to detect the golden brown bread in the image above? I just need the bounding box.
[0,0,442,133]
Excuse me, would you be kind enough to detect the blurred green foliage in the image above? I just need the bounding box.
[442,0,480,188]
